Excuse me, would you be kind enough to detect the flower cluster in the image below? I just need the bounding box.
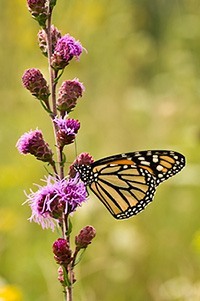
[26,175,87,231]
[53,238,72,267]
[19,2,96,295]
[54,117,80,147]
[38,25,61,57]
[16,129,53,163]
[51,34,83,70]
[22,68,50,102]
[27,0,47,15]
[53,226,96,275]
[75,226,96,250]
[57,79,85,113]
[27,0,48,27]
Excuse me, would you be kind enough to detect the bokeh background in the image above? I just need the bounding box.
[1,0,200,300]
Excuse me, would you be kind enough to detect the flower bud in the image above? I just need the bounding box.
[53,238,72,267]
[22,68,50,102]
[38,25,61,57]
[54,117,80,147]
[51,34,83,70]
[57,79,85,113]
[16,129,53,163]
[75,226,96,250]
[27,0,47,13]
[27,0,48,27]
[57,266,65,284]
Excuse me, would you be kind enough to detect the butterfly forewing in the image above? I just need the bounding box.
[76,150,185,219]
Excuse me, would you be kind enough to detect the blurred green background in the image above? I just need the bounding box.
[1,0,200,300]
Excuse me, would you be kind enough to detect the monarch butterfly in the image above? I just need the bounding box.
[75,150,185,219]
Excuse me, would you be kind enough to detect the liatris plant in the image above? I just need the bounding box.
[17,1,96,300]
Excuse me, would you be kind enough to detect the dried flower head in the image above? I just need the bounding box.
[51,34,83,70]
[22,68,50,102]
[53,238,72,267]
[25,175,87,231]
[16,129,53,163]
[38,25,61,57]
[54,117,80,147]
[27,0,48,27]
[57,266,65,284]
[75,225,96,249]
[57,78,85,113]
[27,0,47,14]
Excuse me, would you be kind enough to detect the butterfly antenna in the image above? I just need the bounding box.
[74,138,78,158]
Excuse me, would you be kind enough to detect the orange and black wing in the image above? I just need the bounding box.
[88,150,185,219]
[89,160,156,219]
[76,150,185,219]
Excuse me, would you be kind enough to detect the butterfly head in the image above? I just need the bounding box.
[73,163,94,185]
[69,152,95,185]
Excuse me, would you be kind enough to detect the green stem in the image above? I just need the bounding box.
[45,3,72,301]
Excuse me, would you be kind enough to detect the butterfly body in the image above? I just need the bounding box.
[75,150,185,219]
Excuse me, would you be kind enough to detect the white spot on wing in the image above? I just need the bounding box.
[156,165,163,171]
[140,161,150,166]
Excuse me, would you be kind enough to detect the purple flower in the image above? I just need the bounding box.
[51,34,83,70]
[54,117,80,147]
[53,238,72,267]
[62,175,87,212]
[22,68,50,102]
[16,129,53,163]
[57,78,85,113]
[75,226,96,250]
[25,175,87,231]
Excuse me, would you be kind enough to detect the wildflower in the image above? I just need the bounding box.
[38,25,61,57]
[54,117,80,147]
[51,34,83,70]
[16,129,53,163]
[53,238,72,267]
[69,152,94,178]
[25,175,87,231]
[57,78,85,113]
[75,225,96,250]
[62,175,87,212]
[22,68,50,102]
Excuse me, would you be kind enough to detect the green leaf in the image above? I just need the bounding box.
[60,152,66,167]
[39,99,53,115]
[62,266,71,287]
[54,69,64,84]
[74,248,86,266]
[66,218,73,236]
[32,12,48,28]
[50,0,57,9]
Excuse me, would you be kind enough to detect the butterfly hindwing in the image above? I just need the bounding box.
[89,162,156,219]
